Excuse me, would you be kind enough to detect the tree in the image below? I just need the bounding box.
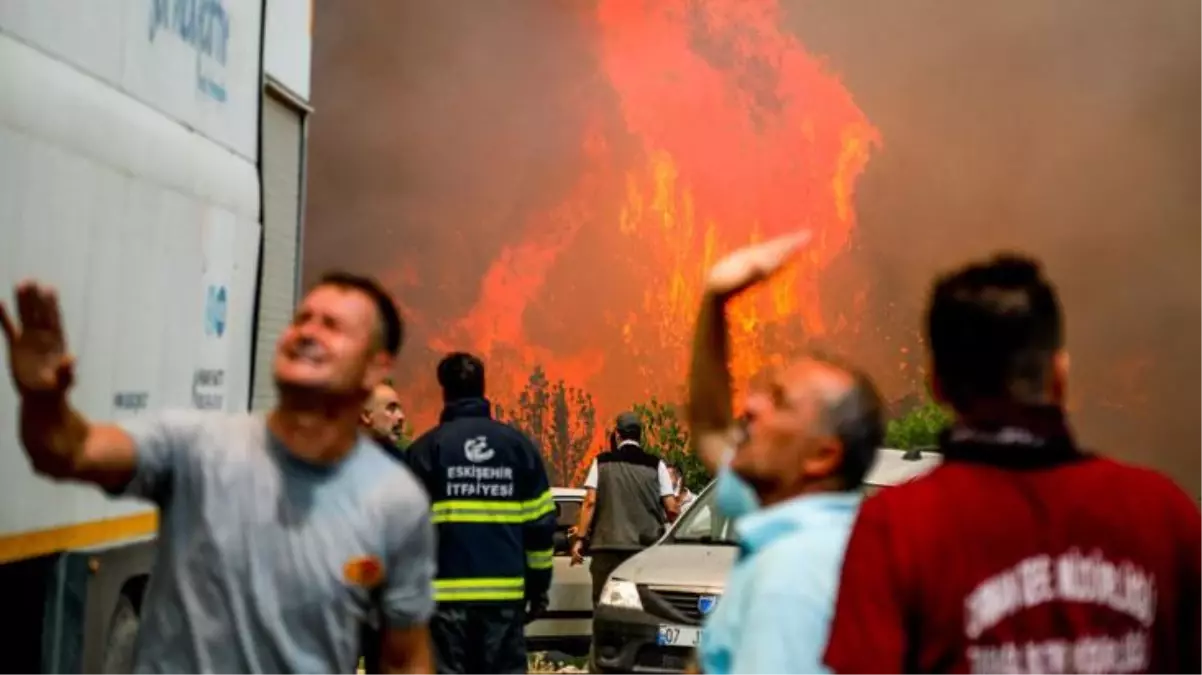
[548,379,597,487]
[631,398,711,493]
[498,365,597,486]
[396,424,414,451]
[884,398,952,450]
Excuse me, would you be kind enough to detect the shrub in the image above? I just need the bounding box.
[884,399,952,450]
[631,398,711,493]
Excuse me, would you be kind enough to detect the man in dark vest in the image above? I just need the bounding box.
[570,412,679,604]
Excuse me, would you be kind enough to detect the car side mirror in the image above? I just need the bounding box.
[552,531,570,555]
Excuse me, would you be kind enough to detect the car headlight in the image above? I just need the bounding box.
[598,578,642,610]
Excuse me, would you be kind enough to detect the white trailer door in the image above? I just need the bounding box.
[251,87,309,411]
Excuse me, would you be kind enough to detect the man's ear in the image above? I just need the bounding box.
[803,438,843,481]
[1051,349,1070,403]
[360,409,372,426]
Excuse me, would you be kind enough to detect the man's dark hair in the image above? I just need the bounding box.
[318,271,404,357]
[614,411,643,443]
[925,254,1063,410]
[825,368,886,489]
[437,352,486,400]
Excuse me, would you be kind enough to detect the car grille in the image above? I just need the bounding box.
[637,585,719,625]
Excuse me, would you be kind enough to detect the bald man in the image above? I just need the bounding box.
[685,233,886,674]
[361,382,407,463]
[357,380,411,673]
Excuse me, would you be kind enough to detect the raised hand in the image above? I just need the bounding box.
[0,281,75,396]
[704,230,813,298]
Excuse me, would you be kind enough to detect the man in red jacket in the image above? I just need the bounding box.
[824,254,1200,674]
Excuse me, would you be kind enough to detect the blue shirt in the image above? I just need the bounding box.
[698,491,863,674]
[113,411,435,673]
[712,463,760,520]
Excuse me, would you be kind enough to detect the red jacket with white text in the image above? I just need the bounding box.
[824,409,1200,674]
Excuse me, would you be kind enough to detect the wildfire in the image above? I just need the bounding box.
[403,0,880,480]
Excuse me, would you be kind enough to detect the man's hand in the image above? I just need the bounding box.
[687,231,813,475]
[0,281,75,397]
[704,230,812,299]
[380,625,435,674]
[525,593,549,625]
[569,540,585,566]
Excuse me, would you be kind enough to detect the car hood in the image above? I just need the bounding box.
[611,543,738,590]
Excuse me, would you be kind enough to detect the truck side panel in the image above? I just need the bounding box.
[0,2,269,671]
[0,0,261,163]
[0,3,261,554]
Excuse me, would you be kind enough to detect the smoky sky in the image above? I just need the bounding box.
[305,0,1200,497]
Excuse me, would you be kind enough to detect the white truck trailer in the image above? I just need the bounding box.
[0,1,311,670]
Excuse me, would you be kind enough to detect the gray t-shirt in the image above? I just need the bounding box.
[113,411,434,673]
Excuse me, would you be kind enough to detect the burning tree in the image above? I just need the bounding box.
[497,365,597,486]
[631,398,711,493]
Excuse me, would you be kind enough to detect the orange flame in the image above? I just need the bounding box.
[405,0,880,477]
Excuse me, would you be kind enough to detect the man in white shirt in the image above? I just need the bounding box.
[668,464,697,513]
[570,412,679,604]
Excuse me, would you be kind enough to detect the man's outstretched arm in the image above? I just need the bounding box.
[522,442,556,609]
[686,232,812,474]
[686,294,737,475]
[3,282,140,490]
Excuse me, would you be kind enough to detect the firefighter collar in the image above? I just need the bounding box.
[440,397,493,423]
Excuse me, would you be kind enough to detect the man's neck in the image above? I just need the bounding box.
[370,431,399,449]
[269,405,361,465]
[755,477,843,508]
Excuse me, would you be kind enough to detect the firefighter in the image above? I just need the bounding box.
[405,352,555,674]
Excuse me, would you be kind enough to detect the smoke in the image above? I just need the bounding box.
[781,0,1200,496]
[305,0,1199,497]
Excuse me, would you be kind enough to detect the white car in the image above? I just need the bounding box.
[524,487,593,655]
[590,448,943,673]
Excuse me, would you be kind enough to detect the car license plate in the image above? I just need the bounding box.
[656,624,701,647]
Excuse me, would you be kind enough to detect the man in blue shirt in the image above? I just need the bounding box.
[684,232,886,674]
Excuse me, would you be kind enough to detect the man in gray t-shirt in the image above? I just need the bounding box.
[1,273,435,672]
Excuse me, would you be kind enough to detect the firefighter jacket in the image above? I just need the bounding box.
[406,397,555,604]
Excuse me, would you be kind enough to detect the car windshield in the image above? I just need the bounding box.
[666,483,737,545]
[666,479,890,544]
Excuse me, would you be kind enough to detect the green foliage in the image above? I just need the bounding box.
[395,423,414,451]
[884,399,953,450]
[631,398,711,493]
[497,365,596,486]
[493,365,952,490]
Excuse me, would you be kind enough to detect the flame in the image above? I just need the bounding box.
[401,0,880,477]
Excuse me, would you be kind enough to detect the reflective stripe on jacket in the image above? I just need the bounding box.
[407,397,556,603]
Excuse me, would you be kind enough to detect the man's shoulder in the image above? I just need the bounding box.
[748,533,845,602]
[598,446,660,468]
[121,408,240,434]
[1083,457,1199,518]
[140,409,259,454]
[862,453,1198,531]
[428,416,534,447]
[350,440,430,509]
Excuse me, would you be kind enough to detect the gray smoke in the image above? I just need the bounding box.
[305,0,1200,497]
[786,0,1200,497]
